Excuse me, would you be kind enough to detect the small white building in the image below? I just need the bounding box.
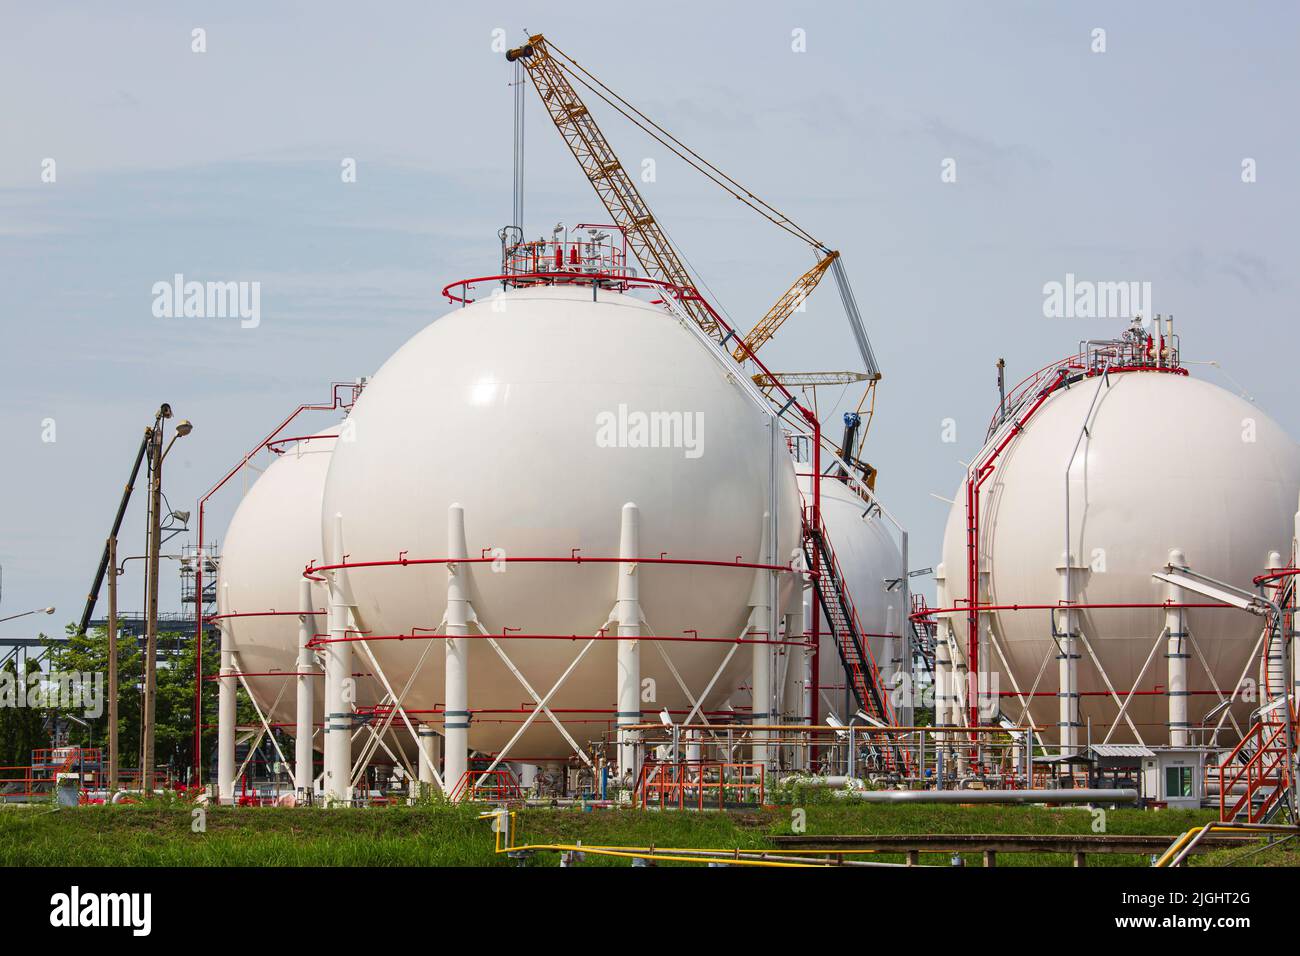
[1139,747,1207,809]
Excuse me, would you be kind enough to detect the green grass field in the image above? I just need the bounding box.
[4,800,1286,867]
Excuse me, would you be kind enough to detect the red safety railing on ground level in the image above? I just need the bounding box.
[448,768,524,804]
[636,760,765,810]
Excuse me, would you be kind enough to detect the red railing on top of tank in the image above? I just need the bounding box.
[501,223,629,279]
[988,334,1188,438]
[442,269,698,306]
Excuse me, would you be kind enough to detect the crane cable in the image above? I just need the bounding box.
[545,41,826,252]
[512,58,525,232]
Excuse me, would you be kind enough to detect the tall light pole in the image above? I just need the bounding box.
[141,405,192,792]
[107,536,119,794]
[0,606,55,625]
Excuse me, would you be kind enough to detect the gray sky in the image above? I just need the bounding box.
[2,1,1297,635]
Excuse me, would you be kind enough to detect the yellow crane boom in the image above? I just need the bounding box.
[507,35,722,342]
[506,31,882,412]
[734,251,838,361]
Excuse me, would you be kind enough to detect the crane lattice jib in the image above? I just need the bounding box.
[735,251,838,361]
[509,35,721,342]
[751,370,872,389]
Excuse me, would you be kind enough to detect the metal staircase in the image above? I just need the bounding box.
[1213,720,1292,823]
[1213,581,1296,823]
[802,510,908,772]
[911,593,936,684]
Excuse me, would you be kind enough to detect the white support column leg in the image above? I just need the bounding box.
[1165,549,1190,747]
[295,578,318,794]
[616,502,642,782]
[749,513,773,769]
[934,565,952,779]
[1057,552,1080,758]
[977,567,993,723]
[217,583,236,805]
[1264,551,1287,717]
[1293,494,1300,710]
[323,512,354,806]
[686,730,701,764]
[940,563,971,777]
[782,595,808,771]
[801,583,813,741]
[418,726,441,795]
[444,503,471,797]
[884,603,899,713]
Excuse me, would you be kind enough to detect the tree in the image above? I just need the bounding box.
[43,624,143,769]
[0,657,49,769]
[43,624,255,781]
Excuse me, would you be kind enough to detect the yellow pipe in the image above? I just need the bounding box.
[492,810,1280,869]
[1153,823,1292,868]
[577,843,881,856]
[483,810,830,866]
[506,842,819,868]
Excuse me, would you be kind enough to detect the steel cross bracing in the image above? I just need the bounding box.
[509,36,721,342]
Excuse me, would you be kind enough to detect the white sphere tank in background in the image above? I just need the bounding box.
[217,433,337,735]
[322,285,803,759]
[798,474,904,722]
[940,369,1300,744]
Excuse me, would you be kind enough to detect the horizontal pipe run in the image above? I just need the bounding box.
[913,600,1237,622]
[307,631,809,648]
[203,671,322,680]
[304,553,800,583]
[207,610,325,621]
[833,788,1139,804]
[623,722,1048,733]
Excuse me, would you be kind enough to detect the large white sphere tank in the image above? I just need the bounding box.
[799,474,904,721]
[216,434,337,732]
[322,285,803,758]
[940,369,1300,744]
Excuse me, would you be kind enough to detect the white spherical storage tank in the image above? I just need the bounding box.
[217,433,338,733]
[320,284,803,776]
[799,474,904,722]
[939,359,1300,748]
